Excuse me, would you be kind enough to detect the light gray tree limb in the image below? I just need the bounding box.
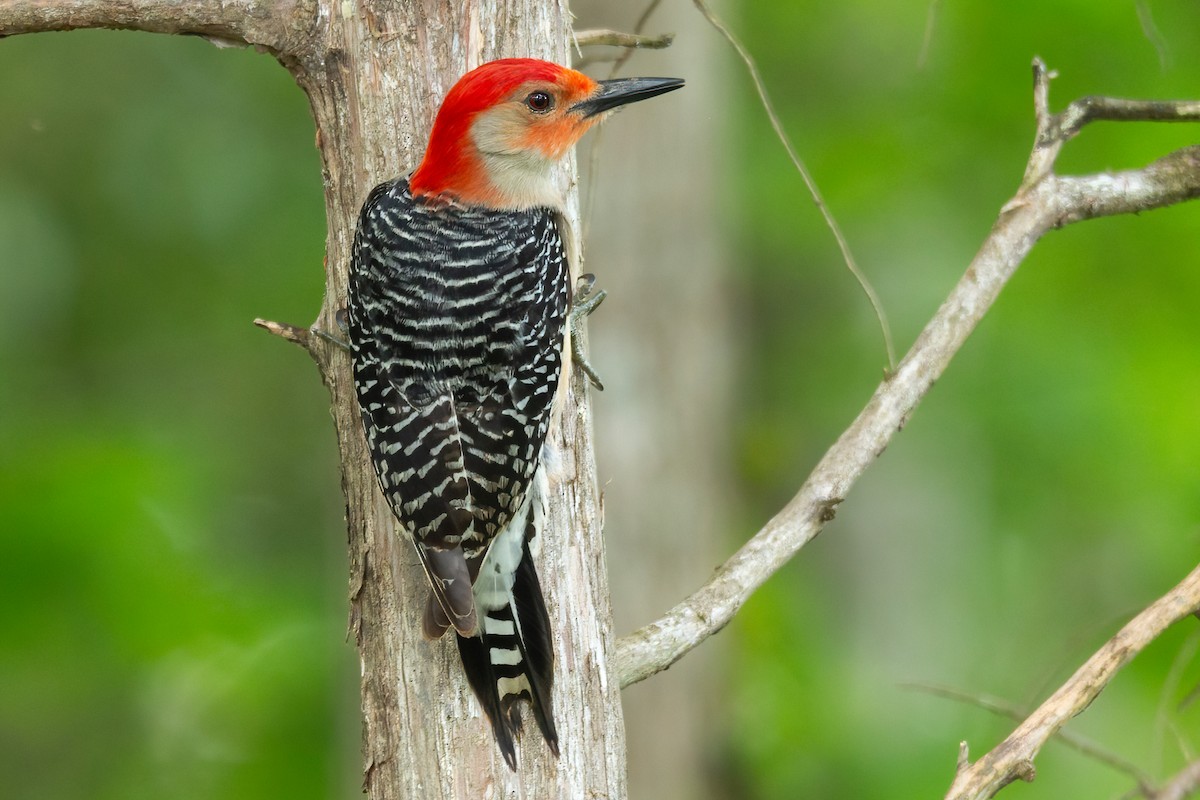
[615,59,1200,688]
[945,563,1200,800]
[0,0,313,58]
[1155,758,1200,800]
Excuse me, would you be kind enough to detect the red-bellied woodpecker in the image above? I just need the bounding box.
[346,58,682,768]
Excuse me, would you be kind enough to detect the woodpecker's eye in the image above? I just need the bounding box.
[525,91,554,113]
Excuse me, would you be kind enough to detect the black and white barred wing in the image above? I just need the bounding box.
[347,180,481,637]
[346,179,570,643]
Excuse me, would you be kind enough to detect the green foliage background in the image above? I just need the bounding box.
[1,3,1198,798]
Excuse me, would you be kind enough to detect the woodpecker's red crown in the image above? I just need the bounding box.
[409,58,683,209]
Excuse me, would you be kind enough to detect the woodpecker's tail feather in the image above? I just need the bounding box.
[456,541,558,770]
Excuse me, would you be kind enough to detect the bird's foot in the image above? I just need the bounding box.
[315,308,351,352]
[570,274,606,391]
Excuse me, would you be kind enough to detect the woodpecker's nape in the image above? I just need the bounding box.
[347,57,681,770]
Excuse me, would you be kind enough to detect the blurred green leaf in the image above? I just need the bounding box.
[0,30,354,800]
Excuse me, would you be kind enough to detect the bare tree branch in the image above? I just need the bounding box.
[615,59,1200,689]
[1155,758,1200,800]
[573,28,673,49]
[0,0,313,60]
[945,563,1200,800]
[253,317,315,353]
[905,683,1155,794]
[597,0,663,76]
[1021,59,1200,190]
[690,0,896,369]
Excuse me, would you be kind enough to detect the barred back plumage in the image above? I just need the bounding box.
[346,177,570,768]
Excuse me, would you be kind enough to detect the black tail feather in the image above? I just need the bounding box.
[511,549,558,753]
[455,539,557,769]
[456,633,519,769]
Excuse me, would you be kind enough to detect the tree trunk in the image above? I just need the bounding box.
[571,1,734,796]
[0,0,628,793]
[293,2,627,797]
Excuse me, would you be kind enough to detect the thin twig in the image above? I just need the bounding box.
[1156,758,1200,800]
[0,0,303,59]
[917,0,942,70]
[690,0,896,370]
[905,682,1155,794]
[573,29,673,50]
[1136,0,1172,72]
[579,0,668,236]
[945,564,1200,800]
[615,64,1200,690]
[1019,58,1200,194]
[1182,681,1200,712]
[1054,94,1200,139]
[608,0,664,78]
[253,317,313,351]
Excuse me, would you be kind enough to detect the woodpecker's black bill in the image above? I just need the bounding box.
[571,77,685,118]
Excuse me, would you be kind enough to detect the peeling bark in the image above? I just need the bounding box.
[1,0,628,796]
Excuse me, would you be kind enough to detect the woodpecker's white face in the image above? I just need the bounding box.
[468,80,598,209]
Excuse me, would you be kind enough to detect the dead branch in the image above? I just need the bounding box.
[614,60,1200,689]
[1020,59,1200,191]
[905,683,1155,794]
[253,318,315,352]
[598,0,664,76]
[945,563,1200,800]
[1155,758,1200,800]
[0,0,312,60]
[573,28,673,49]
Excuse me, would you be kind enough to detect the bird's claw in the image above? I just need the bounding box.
[570,274,606,391]
[315,308,352,352]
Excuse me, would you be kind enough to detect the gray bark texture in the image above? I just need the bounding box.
[572,1,734,797]
[0,0,629,797]
[9,1,1199,796]
[297,4,628,797]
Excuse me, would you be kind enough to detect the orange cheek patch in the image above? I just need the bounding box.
[516,117,593,159]
[507,69,601,158]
